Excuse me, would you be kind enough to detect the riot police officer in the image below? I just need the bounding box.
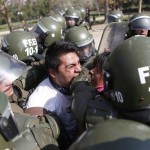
[77,7,86,23]
[50,14,67,33]
[64,26,97,66]
[103,36,150,124]
[69,119,150,150]
[107,10,124,23]
[85,7,92,30]
[2,30,40,63]
[0,52,68,150]
[0,91,60,150]
[71,36,150,135]
[1,30,46,82]
[126,13,150,38]
[1,31,47,110]
[30,16,62,55]
[64,7,80,34]
[76,7,91,30]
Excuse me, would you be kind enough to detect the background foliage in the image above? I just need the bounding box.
[0,0,149,31]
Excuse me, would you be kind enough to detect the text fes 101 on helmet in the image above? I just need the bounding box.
[1,31,38,61]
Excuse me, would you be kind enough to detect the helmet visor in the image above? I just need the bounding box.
[30,24,47,44]
[79,43,95,61]
[66,17,78,27]
[0,51,27,86]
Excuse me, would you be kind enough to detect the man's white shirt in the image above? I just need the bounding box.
[26,77,76,140]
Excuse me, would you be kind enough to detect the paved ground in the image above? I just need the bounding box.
[0,24,106,50]
[89,24,107,50]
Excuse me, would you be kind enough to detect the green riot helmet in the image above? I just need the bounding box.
[103,36,150,111]
[77,7,86,21]
[50,14,66,31]
[107,10,124,23]
[0,50,27,85]
[64,26,96,64]
[69,119,150,150]
[80,21,90,30]
[30,17,62,47]
[65,7,80,28]
[76,9,82,25]
[1,31,38,61]
[129,13,150,31]
[0,92,19,141]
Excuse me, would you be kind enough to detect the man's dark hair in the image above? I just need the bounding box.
[45,40,79,72]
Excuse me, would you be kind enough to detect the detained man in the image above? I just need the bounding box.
[25,40,81,148]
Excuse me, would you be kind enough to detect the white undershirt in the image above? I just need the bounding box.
[26,77,77,140]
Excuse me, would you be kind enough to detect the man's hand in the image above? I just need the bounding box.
[0,84,13,97]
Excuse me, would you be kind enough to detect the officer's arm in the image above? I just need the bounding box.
[71,81,98,134]
[71,81,118,135]
[0,92,60,150]
[9,113,60,150]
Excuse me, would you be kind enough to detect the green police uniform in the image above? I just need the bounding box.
[69,119,150,150]
[64,26,97,66]
[71,36,150,136]
[1,31,47,112]
[0,92,60,150]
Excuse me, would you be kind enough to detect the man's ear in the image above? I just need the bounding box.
[48,68,56,78]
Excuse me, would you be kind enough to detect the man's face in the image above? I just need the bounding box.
[66,18,76,27]
[79,45,92,60]
[90,66,102,87]
[53,52,81,87]
[134,29,148,36]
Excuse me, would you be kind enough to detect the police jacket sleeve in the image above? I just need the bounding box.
[71,81,98,134]
[8,113,60,150]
